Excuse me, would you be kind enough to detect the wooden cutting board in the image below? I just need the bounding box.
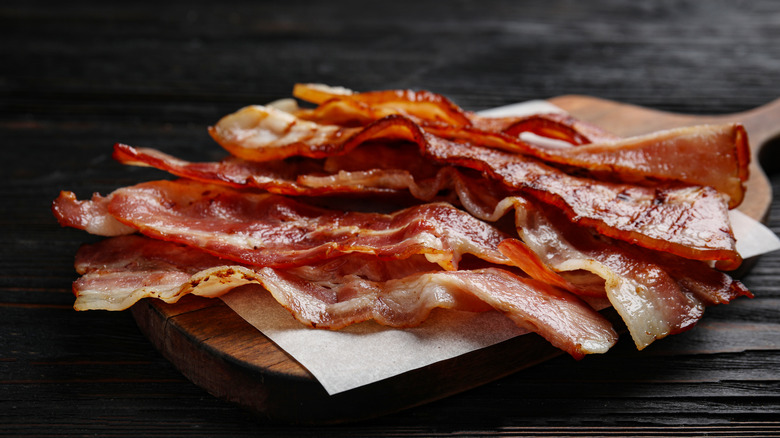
[130,96,780,424]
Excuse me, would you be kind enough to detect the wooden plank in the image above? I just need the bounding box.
[5,1,780,434]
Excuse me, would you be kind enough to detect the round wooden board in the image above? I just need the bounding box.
[131,96,780,424]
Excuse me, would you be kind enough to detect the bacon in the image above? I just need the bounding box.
[112,142,474,206]
[114,134,741,270]
[73,234,618,358]
[214,100,749,207]
[207,107,740,268]
[54,177,604,301]
[54,84,754,358]
[292,83,473,127]
[291,83,616,144]
[491,195,750,349]
[208,102,613,164]
[56,179,517,271]
[512,123,750,208]
[424,133,740,269]
[290,84,748,207]
[52,191,136,236]
[112,143,403,197]
[208,105,363,162]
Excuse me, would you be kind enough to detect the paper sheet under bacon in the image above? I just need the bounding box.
[73,235,618,358]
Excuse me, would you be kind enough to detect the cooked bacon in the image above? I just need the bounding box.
[515,123,750,208]
[112,143,403,197]
[55,177,607,304]
[114,136,741,271]
[113,142,476,207]
[491,195,750,349]
[56,179,518,271]
[290,84,747,206]
[291,83,617,144]
[207,107,740,268]
[208,102,610,164]
[52,191,136,236]
[73,234,618,358]
[208,105,362,162]
[213,102,748,207]
[296,90,472,127]
[423,132,741,269]
[71,234,438,312]
[291,83,358,104]
[55,84,754,358]
[424,123,748,208]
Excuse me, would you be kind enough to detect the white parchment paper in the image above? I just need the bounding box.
[220,101,780,395]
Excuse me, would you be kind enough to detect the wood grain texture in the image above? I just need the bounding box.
[3,0,780,435]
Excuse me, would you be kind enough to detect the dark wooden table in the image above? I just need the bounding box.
[3,1,780,436]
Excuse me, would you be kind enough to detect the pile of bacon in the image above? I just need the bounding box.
[52,84,753,359]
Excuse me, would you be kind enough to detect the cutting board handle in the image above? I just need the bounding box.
[549,95,780,222]
[729,97,780,149]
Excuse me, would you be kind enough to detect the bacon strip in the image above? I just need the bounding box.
[298,92,472,128]
[291,83,616,143]
[491,195,750,349]
[514,124,749,208]
[73,235,618,358]
[423,132,740,269]
[55,179,516,271]
[112,143,403,197]
[52,191,136,236]
[113,143,469,205]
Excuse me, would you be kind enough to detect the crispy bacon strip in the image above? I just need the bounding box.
[113,143,470,205]
[296,89,472,128]
[423,123,749,208]
[55,179,516,271]
[112,143,403,197]
[73,235,618,358]
[291,83,615,143]
[52,191,136,236]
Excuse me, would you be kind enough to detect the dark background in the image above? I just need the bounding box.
[3,1,780,436]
